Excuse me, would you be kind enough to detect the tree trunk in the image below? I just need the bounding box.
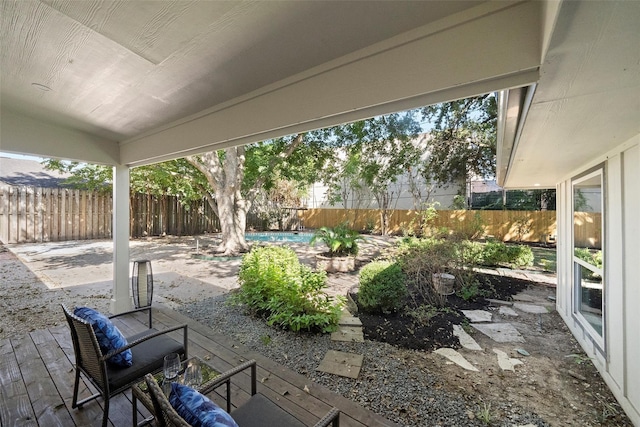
[187,148,250,256]
[186,135,304,255]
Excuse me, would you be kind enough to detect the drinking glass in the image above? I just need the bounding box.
[163,353,181,383]
[183,359,202,388]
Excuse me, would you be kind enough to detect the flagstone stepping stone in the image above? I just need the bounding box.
[339,314,362,327]
[434,348,479,372]
[493,348,524,371]
[452,325,482,351]
[513,302,548,314]
[499,306,518,317]
[316,350,363,379]
[471,323,525,343]
[331,326,364,342]
[487,298,513,306]
[512,293,539,303]
[461,309,493,322]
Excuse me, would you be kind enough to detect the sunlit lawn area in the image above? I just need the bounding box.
[529,246,557,273]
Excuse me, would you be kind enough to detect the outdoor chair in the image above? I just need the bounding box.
[144,360,340,427]
[61,304,188,427]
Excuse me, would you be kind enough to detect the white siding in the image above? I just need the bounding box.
[556,134,640,425]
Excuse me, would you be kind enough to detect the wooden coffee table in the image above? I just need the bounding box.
[132,356,220,426]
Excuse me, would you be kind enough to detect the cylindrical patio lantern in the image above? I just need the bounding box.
[132,260,153,309]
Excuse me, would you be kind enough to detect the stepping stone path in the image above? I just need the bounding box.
[319,309,365,378]
[513,302,548,314]
[499,306,519,317]
[316,350,364,379]
[452,325,482,351]
[434,348,479,372]
[493,348,523,371]
[433,278,555,376]
[471,323,526,343]
[330,309,364,342]
[461,309,493,322]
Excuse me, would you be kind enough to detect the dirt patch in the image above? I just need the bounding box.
[352,274,631,426]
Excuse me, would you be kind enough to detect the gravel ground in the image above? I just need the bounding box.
[179,295,550,427]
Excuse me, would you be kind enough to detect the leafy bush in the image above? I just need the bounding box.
[358,261,407,313]
[471,241,534,268]
[310,224,364,257]
[233,245,343,333]
[394,237,477,307]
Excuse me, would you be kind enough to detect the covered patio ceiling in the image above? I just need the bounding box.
[4,1,635,189]
[2,0,547,167]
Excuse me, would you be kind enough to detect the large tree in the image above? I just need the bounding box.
[420,94,497,207]
[186,131,333,255]
[322,112,423,234]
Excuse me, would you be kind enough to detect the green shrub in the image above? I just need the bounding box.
[358,261,407,313]
[233,245,343,333]
[475,241,534,268]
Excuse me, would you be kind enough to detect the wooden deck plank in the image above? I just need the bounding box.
[0,340,37,426]
[138,309,337,425]
[1,307,398,427]
[148,306,398,427]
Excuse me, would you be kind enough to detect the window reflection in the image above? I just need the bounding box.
[573,170,603,339]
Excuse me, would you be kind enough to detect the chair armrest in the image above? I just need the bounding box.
[101,323,188,362]
[313,407,340,427]
[109,306,153,327]
[108,306,151,319]
[199,359,257,413]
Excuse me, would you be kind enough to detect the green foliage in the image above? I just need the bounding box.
[574,248,602,280]
[233,246,343,333]
[421,94,497,187]
[457,282,481,301]
[407,305,451,327]
[477,403,493,425]
[310,224,364,256]
[358,261,407,313]
[469,241,534,268]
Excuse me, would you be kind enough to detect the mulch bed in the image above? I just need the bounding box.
[352,273,531,351]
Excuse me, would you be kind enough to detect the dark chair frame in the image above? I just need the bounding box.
[61,304,188,427]
[202,359,339,427]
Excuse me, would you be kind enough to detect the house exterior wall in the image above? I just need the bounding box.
[305,179,459,210]
[556,134,640,425]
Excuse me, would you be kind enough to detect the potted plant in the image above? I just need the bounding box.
[310,224,364,272]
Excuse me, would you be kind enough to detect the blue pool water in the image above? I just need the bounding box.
[245,232,313,243]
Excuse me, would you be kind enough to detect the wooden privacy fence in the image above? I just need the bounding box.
[0,186,222,244]
[302,208,568,244]
[0,186,111,244]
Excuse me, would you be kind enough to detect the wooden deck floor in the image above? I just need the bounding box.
[0,305,399,427]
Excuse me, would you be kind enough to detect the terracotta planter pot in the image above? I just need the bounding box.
[316,254,356,273]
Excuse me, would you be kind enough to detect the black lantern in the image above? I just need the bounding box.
[132,259,153,313]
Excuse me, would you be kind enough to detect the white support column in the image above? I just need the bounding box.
[110,164,132,314]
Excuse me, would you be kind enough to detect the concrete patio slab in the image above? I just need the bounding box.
[471,323,525,343]
[316,350,363,379]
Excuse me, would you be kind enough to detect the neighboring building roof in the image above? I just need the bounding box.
[0,156,71,188]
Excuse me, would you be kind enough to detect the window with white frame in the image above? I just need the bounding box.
[572,167,604,345]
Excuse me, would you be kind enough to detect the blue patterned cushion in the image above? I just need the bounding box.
[170,383,238,427]
[73,307,133,367]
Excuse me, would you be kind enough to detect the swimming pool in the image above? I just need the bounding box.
[245,232,313,243]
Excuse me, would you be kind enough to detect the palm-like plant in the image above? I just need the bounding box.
[310,224,364,257]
